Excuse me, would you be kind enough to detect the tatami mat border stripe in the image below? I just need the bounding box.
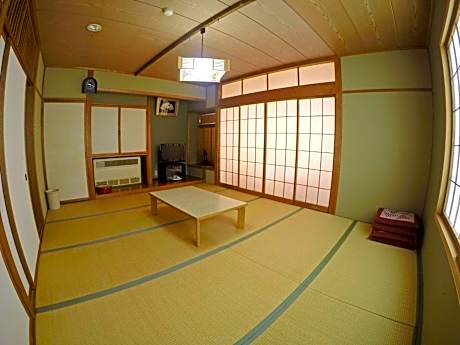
[412,250,424,345]
[36,207,302,314]
[41,218,188,254]
[234,220,358,345]
[45,204,151,224]
[41,196,261,254]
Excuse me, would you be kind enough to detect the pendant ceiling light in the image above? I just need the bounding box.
[178,28,230,83]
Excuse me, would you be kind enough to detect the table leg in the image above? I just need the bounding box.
[195,218,201,247]
[150,195,158,215]
[237,206,245,229]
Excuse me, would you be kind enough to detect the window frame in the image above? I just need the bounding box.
[438,0,460,299]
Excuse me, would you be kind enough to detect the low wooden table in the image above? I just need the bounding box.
[150,186,247,247]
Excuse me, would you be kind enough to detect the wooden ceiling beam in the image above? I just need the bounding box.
[134,0,256,76]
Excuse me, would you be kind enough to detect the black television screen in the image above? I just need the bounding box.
[159,143,185,162]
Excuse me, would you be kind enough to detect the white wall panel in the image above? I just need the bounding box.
[120,108,146,152]
[44,102,88,201]
[91,106,119,154]
[4,49,39,275]
[0,254,29,345]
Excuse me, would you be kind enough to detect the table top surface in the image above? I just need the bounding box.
[150,186,247,219]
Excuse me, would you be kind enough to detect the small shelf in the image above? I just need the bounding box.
[92,152,149,158]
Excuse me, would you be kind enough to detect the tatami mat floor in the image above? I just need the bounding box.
[36,184,420,345]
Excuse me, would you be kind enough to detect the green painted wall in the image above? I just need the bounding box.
[342,49,432,91]
[89,92,146,106]
[422,0,460,343]
[336,50,433,223]
[337,92,432,222]
[150,98,188,176]
[43,67,87,99]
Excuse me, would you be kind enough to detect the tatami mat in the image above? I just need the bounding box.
[36,251,297,345]
[254,288,413,345]
[41,204,187,252]
[36,198,298,307]
[195,183,228,193]
[310,222,417,326]
[36,185,419,345]
[40,187,248,252]
[46,193,151,222]
[231,209,353,283]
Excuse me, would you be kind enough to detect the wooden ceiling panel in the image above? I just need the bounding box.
[142,33,270,80]
[210,3,306,63]
[221,0,334,59]
[340,0,398,51]
[390,0,431,47]
[36,0,432,82]
[283,0,366,55]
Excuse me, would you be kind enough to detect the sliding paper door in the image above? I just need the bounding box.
[219,107,239,186]
[239,103,264,192]
[295,97,335,207]
[264,100,297,199]
[3,49,39,275]
[219,97,336,210]
[44,102,88,201]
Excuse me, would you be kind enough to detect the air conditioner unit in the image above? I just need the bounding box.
[93,157,142,187]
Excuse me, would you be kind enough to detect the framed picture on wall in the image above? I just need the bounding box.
[156,98,179,116]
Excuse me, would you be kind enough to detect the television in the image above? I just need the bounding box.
[159,143,185,162]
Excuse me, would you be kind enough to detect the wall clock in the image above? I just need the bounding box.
[82,77,98,94]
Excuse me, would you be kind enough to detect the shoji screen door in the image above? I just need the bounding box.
[239,103,264,192]
[265,100,297,199]
[3,48,39,276]
[219,97,336,210]
[219,107,239,186]
[294,97,335,207]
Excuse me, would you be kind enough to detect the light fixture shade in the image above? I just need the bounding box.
[178,57,230,82]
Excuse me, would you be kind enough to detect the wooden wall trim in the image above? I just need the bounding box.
[0,40,35,288]
[328,58,342,214]
[84,71,96,199]
[219,82,336,108]
[24,83,44,235]
[342,88,432,94]
[0,0,11,37]
[146,97,153,184]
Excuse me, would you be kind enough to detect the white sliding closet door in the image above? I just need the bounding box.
[92,106,119,154]
[0,38,29,293]
[0,253,29,345]
[44,103,88,201]
[3,48,39,275]
[120,108,146,152]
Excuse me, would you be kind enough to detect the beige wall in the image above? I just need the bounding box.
[422,0,460,344]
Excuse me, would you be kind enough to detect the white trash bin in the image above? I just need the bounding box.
[46,189,61,210]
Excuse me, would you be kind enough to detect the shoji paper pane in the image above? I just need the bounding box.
[239,103,264,192]
[444,22,460,237]
[268,68,298,90]
[221,80,242,99]
[264,100,297,199]
[219,107,239,186]
[243,75,267,94]
[299,62,335,85]
[295,97,335,207]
